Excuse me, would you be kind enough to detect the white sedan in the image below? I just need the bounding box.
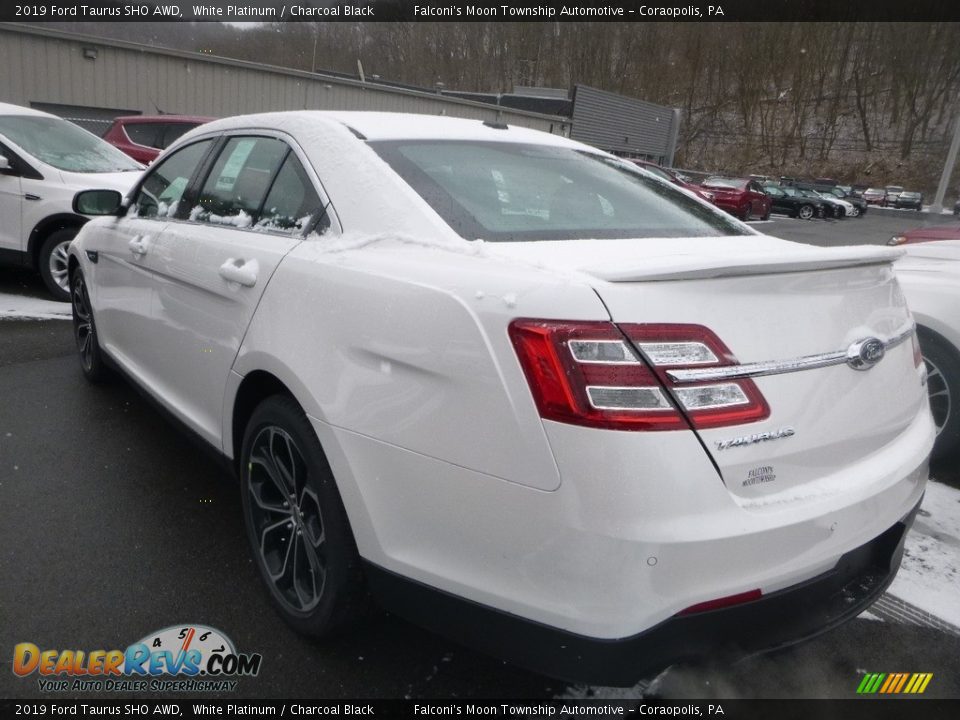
[896,240,960,459]
[67,112,933,685]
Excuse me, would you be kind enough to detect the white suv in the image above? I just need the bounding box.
[0,102,142,301]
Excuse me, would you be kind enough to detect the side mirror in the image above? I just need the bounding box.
[0,155,11,172]
[74,189,123,216]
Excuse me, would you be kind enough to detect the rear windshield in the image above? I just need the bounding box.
[701,177,746,190]
[0,115,142,173]
[371,140,747,242]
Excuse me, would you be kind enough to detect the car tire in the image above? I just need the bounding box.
[798,204,815,220]
[240,395,366,638]
[39,228,78,302]
[739,205,751,221]
[850,206,860,218]
[761,206,771,221]
[918,328,960,461]
[71,268,109,383]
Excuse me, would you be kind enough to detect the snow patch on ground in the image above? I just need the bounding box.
[0,292,71,321]
[887,479,960,627]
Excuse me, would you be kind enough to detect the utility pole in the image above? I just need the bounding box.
[930,109,960,214]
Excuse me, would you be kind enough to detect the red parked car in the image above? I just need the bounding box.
[699,176,772,221]
[102,115,215,164]
[888,224,960,246]
[862,188,887,205]
[630,160,717,203]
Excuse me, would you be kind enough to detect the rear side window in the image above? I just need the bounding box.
[191,137,288,229]
[160,123,200,149]
[255,154,323,235]
[124,123,164,148]
[131,139,213,219]
[372,141,746,242]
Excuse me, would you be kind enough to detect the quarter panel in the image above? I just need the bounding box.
[234,241,611,491]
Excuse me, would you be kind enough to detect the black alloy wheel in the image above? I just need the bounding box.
[919,329,960,461]
[71,270,108,382]
[241,395,365,637]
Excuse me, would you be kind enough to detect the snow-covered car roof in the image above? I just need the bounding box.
[184,110,591,149]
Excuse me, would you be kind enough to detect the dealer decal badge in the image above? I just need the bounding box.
[12,624,261,693]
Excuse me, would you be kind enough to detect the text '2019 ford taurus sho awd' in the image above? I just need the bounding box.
[68,112,934,685]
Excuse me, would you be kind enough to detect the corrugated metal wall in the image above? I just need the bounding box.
[0,24,568,135]
[570,85,679,163]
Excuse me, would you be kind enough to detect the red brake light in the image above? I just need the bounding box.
[677,589,763,616]
[621,324,770,429]
[508,320,687,431]
[508,320,769,432]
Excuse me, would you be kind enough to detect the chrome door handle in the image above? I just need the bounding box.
[128,236,148,256]
[219,258,258,288]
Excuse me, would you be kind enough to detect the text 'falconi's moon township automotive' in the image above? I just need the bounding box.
[67,111,934,686]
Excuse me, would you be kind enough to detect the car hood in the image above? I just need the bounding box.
[57,168,142,194]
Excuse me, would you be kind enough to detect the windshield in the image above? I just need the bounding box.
[371,140,747,242]
[0,115,142,173]
[701,177,746,190]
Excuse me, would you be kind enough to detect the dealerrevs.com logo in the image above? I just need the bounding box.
[13,625,262,693]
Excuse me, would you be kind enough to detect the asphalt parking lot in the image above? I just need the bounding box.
[1,210,959,700]
[757,205,958,247]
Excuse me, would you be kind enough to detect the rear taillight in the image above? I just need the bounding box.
[622,323,770,429]
[508,320,770,432]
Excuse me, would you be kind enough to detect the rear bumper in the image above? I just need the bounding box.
[366,500,920,686]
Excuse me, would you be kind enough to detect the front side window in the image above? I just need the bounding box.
[191,137,288,229]
[372,141,746,242]
[0,114,142,173]
[131,139,213,219]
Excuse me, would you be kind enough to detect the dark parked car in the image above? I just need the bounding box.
[103,114,215,164]
[894,191,924,210]
[762,185,826,220]
[885,185,905,206]
[797,188,845,218]
[794,182,868,218]
[699,177,772,220]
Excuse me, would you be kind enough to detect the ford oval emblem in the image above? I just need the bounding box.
[846,337,886,371]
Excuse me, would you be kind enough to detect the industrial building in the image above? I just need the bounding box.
[0,23,679,164]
